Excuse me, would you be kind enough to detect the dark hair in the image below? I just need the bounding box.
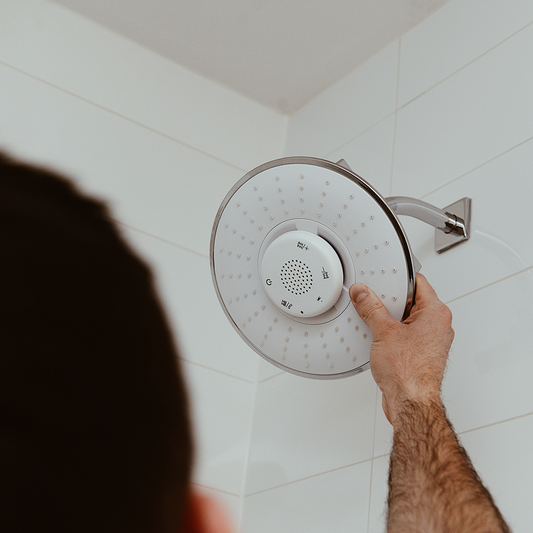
[0,152,193,533]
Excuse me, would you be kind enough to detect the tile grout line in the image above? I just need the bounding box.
[179,357,255,385]
[296,19,533,168]
[444,265,533,306]
[244,456,375,498]
[113,225,258,385]
[238,364,261,530]
[367,385,380,533]
[0,59,248,174]
[397,18,533,111]
[420,134,533,201]
[457,411,533,437]
[113,219,209,259]
[321,18,533,175]
[323,112,396,161]
[257,370,285,384]
[367,458,376,533]
[190,482,240,498]
[388,37,402,198]
[370,385,380,459]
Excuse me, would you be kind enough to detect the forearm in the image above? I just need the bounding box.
[387,398,510,533]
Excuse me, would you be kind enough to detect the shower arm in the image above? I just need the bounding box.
[385,196,466,237]
[385,196,472,253]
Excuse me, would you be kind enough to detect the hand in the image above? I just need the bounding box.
[349,274,454,425]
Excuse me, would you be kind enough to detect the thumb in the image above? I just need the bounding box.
[349,283,395,336]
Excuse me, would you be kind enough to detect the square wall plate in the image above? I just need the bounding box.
[435,197,472,253]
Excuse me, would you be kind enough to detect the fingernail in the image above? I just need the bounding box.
[350,284,368,304]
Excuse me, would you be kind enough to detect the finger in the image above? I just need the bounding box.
[349,283,396,336]
[413,274,444,308]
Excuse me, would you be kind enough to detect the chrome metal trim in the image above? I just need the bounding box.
[209,156,418,379]
[386,196,459,232]
[435,198,472,253]
[385,195,470,242]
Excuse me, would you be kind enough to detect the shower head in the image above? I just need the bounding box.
[210,157,470,379]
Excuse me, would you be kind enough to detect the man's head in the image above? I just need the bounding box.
[0,152,194,532]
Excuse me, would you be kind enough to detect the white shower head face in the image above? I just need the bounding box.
[210,158,415,379]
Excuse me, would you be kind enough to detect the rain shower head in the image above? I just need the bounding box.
[210,157,470,379]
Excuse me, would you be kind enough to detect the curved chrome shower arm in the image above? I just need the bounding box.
[385,196,471,253]
[385,196,466,237]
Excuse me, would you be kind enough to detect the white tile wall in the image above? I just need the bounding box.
[256,358,284,383]
[248,2,533,531]
[391,136,533,303]
[121,227,259,382]
[0,62,245,257]
[183,361,255,495]
[1,0,286,171]
[285,40,399,158]
[242,461,372,533]
[373,391,394,458]
[117,230,259,506]
[0,2,285,528]
[392,22,533,199]
[245,370,377,495]
[370,416,533,533]
[459,415,533,533]
[327,115,396,197]
[373,269,533,456]
[398,0,533,107]
[368,455,389,533]
[443,270,533,433]
[5,0,533,530]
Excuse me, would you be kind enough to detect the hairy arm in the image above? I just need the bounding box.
[389,398,510,532]
[350,274,510,533]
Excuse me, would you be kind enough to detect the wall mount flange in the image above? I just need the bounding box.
[434,197,472,253]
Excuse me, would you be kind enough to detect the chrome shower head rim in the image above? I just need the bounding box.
[210,157,416,379]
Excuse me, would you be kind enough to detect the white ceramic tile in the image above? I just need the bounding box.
[190,485,242,533]
[121,228,260,382]
[373,390,394,458]
[458,415,533,533]
[327,115,396,197]
[1,0,286,170]
[442,270,533,433]
[393,137,533,303]
[285,41,399,158]
[256,358,284,383]
[357,271,531,440]
[372,417,533,533]
[392,23,533,199]
[245,370,377,494]
[375,176,533,448]
[183,361,255,495]
[368,455,389,533]
[242,461,372,533]
[0,62,243,256]
[398,0,533,106]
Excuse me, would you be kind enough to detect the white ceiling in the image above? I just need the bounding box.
[49,0,450,114]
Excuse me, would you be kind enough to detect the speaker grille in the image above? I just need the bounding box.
[280,260,313,295]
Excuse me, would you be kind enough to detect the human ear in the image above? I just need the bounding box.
[182,490,234,533]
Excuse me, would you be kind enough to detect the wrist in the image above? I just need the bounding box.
[387,388,443,427]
